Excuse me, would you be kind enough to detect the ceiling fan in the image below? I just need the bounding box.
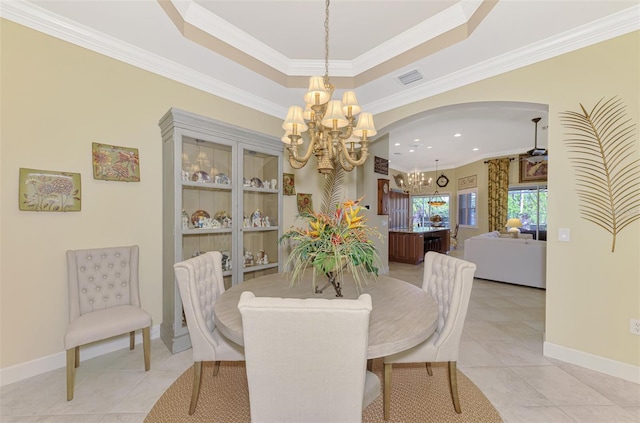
[523,117,548,163]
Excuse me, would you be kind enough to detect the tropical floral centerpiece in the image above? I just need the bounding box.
[278,197,381,297]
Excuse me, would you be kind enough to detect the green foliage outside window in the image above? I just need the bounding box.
[507,187,548,229]
[411,195,450,228]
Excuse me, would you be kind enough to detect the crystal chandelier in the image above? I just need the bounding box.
[428,160,446,206]
[400,160,431,195]
[281,0,376,175]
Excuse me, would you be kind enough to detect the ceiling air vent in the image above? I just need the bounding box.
[396,69,423,86]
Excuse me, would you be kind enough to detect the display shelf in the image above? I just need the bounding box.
[182,228,233,235]
[159,108,282,353]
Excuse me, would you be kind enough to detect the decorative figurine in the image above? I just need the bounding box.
[182,210,190,230]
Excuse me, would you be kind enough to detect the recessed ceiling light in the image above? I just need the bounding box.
[409,149,415,153]
[427,146,433,149]
[394,143,400,146]
[472,147,479,151]
[454,133,462,137]
[413,138,420,142]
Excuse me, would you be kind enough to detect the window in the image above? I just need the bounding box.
[507,186,548,238]
[458,189,477,227]
[411,194,450,229]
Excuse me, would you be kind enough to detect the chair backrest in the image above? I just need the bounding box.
[67,245,140,321]
[173,251,225,361]
[452,223,459,238]
[422,251,476,359]
[238,291,372,423]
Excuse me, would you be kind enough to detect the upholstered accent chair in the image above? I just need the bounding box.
[65,245,151,401]
[238,291,380,423]
[174,251,244,415]
[383,252,476,419]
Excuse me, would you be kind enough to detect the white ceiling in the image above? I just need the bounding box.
[3,0,638,172]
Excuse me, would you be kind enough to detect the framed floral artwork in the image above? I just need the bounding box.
[283,173,296,195]
[297,193,313,214]
[519,155,548,183]
[19,168,81,212]
[92,142,140,182]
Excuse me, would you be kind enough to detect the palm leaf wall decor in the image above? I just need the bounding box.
[320,166,345,214]
[559,96,639,252]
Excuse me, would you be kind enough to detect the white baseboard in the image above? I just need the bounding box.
[544,341,640,384]
[0,325,161,387]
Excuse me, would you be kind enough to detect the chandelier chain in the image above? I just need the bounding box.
[324,0,330,81]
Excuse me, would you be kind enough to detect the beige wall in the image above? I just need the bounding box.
[375,32,640,367]
[0,20,283,368]
[1,19,638,374]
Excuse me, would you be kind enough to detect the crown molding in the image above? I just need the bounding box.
[351,0,485,75]
[0,0,287,118]
[169,0,488,78]
[366,4,640,115]
[2,1,638,119]
[173,0,292,74]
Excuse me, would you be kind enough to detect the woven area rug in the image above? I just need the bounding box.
[146,360,502,422]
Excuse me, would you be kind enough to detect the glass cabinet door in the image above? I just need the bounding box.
[181,137,234,289]
[239,147,281,283]
[160,107,282,353]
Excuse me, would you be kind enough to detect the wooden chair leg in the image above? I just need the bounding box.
[426,362,432,376]
[367,359,373,372]
[213,360,221,376]
[448,361,461,413]
[130,331,135,350]
[383,363,392,421]
[189,362,203,415]
[66,349,76,401]
[143,327,151,371]
[74,346,80,368]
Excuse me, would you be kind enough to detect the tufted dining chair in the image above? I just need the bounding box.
[174,251,244,415]
[239,291,380,423]
[65,245,151,401]
[383,251,476,420]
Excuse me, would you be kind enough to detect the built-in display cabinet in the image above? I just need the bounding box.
[159,108,283,353]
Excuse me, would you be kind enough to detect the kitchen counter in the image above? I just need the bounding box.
[389,227,450,264]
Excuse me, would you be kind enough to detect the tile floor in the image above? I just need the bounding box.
[2,257,639,422]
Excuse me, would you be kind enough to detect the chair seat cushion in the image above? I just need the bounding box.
[64,305,151,349]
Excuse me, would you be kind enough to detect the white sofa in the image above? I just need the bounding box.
[464,231,546,288]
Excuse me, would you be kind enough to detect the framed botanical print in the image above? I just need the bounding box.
[519,155,548,183]
[92,142,140,182]
[19,168,81,212]
[296,193,313,214]
[283,173,296,195]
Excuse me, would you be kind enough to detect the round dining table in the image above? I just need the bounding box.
[214,272,439,359]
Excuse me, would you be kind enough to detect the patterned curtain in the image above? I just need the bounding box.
[487,158,511,232]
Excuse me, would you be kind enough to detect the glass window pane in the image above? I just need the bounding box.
[458,190,477,227]
[411,194,450,229]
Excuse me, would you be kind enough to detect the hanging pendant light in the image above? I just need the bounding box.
[281,0,375,174]
[428,159,446,206]
[400,144,431,194]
